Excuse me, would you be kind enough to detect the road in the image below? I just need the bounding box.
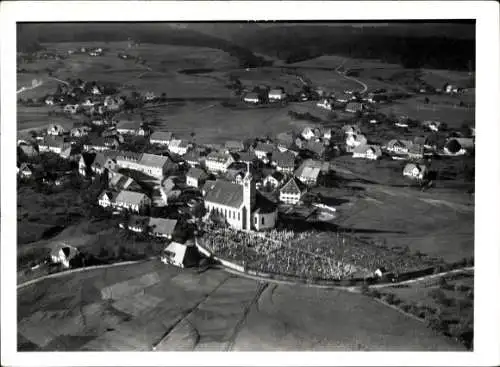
[16,80,43,95]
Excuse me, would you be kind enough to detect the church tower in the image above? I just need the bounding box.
[242,162,255,231]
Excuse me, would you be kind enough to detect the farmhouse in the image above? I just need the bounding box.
[17,163,33,178]
[98,190,118,208]
[385,139,413,154]
[407,144,424,160]
[19,144,39,158]
[168,139,192,156]
[186,167,208,188]
[254,142,276,161]
[84,136,120,152]
[47,124,66,136]
[50,244,79,269]
[149,131,173,146]
[204,168,277,232]
[148,217,179,239]
[345,134,368,153]
[345,102,364,114]
[263,171,285,189]
[352,144,382,160]
[403,163,427,180]
[120,215,149,233]
[161,241,199,268]
[108,171,142,192]
[205,151,235,174]
[294,160,322,186]
[268,88,287,102]
[89,152,118,175]
[70,126,91,137]
[279,177,307,205]
[224,140,246,153]
[113,190,151,213]
[38,136,70,155]
[243,92,260,104]
[116,152,173,179]
[116,120,148,136]
[271,150,296,173]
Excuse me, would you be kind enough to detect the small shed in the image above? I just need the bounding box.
[161,242,199,268]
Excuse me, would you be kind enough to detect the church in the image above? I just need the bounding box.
[203,165,277,231]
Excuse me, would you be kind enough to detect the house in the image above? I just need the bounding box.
[276,131,295,151]
[236,151,258,165]
[17,163,33,178]
[268,88,286,102]
[204,167,277,231]
[224,140,246,153]
[108,171,142,192]
[423,120,442,132]
[322,128,332,140]
[345,102,364,114]
[205,151,235,174]
[316,98,333,110]
[120,215,149,233]
[301,127,316,141]
[336,93,351,103]
[47,124,66,136]
[403,163,427,180]
[116,120,145,136]
[70,126,91,137]
[63,104,79,114]
[116,152,174,179]
[19,144,39,158]
[148,217,178,239]
[243,92,260,104]
[263,171,285,189]
[84,136,120,152]
[160,177,180,205]
[38,136,69,155]
[161,241,199,268]
[50,244,79,269]
[168,139,192,156]
[385,139,413,154]
[113,190,151,213]
[91,117,107,126]
[91,85,102,95]
[306,140,326,158]
[144,91,156,102]
[279,177,307,205]
[342,124,362,136]
[150,131,173,146]
[98,190,118,208]
[104,96,124,111]
[407,144,424,160]
[186,167,208,188]
[253,142,275,161]
[184,150,203,167]
[352,144,382,160]
[294,161,321,186]
[90,152,119,175]
[45,96,55,105]
[345,134,368,153]
[271,150,296,174]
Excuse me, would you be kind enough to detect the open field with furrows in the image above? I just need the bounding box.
[17,261,464,351]
[17,105,83,133]
[142,102,316,144]
[332,183,474,263]
[377,97,474,129]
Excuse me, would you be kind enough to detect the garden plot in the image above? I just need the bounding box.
[100,272,161,300]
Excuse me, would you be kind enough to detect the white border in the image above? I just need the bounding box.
[2,1,499,366]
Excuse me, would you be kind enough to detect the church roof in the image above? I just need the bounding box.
[204,179,244,208]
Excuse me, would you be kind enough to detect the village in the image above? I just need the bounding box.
[17,47,476,282]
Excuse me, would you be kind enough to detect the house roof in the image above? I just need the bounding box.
[128,215,149,228]
[187,167,207,180]
[116,120,141,130]
[280,177,305,195]
[98,190,118,202]
[117,151,142,162]
[403,163,427,175]
[109,172,140,191]
[276,132,295,146]
[225,140,245,151]
[386,139,412,149]
[272,150,295,167]
[148,217,178,236]
[306,141,326,156]
[150,131,173,141]
[353,144,382,156]
[184,150,202,163]
[269,89,285,96]
[139,153,170,169]
[19,144,38,156]
[204,179,244,208]
[40,136,65,148]
[408,144,424,155]
[115,190,149,206]
[206,151,233,163]
[164,241,188,266]
[236,151,256,163]
[345,102,363,112]
[244,92,259,100]
[254,142,275,154]
[267,171,285,182]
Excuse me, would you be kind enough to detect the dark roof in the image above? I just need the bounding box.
[254,142,275,153]
[254,191,277,214]
[225,140,245,151]
[187,167,207,180]
[345,102,363,112]
[150,131,173,141]
[184,150,202,163]
[268,171,285,182]
[128,215,149,228]
[306,141,326,156]
[280,177,305,195]
[236,151,257,163]
[272,150,295,167]
[206,151,233,163]
[204,180,244,208]
[148,217,178,236]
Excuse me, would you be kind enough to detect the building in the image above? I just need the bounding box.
[17,163,33,178]
[301,127,316,141]
[236,151,258,165]
[316,98,333,110]
[168,139,192,156]
[108,171,142,192]
[345,134,368,153]
[90,152,119,176]
[120,215,149,233]
[159,177,180,205]
[38,136,69,155]
[63,104,79,114]
[403,163,427,180]
[268,88,286,102]
[204,166,277,231]
[161,241,199,268]
[423,120,442,132]
[19,144,39,158]
[84,136,120,152]
[205,151,235,174]
[271,150,296,174]
[385,139,413,154]
[306,140,326,158]
[113,190,151,213]
[149,131,173,146]
[116,120,144,135]
[243,92,260,104]
[279,177,306,205]
[147,217,178,239]
[186,167,208,188]
[224,140,246,153]
[183,150,203,167]
[50,244,79,269]
[345,102,364,114]
[98,190,118,208]
[116,152,173,179]
[276,131,295,151]
[343,124,362,136]
[263,171,285,190]
[70,126,91,137]
[352,144,382,160]
[407,144,424,160]
[47,124,66,136]
[253,142,275,161]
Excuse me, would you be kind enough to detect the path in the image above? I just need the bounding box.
[16,80,43,95]
[48,76,69,86]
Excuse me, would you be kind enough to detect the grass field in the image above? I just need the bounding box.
[17,261,464,351]
[17,105,83,133]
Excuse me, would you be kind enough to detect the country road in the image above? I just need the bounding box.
[16,80,43,95]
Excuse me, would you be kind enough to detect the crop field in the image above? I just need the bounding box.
[17,105,83,133]
[333,183,474,263]
[17,260,463,351]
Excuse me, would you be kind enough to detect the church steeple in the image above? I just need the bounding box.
[242,162,256,231]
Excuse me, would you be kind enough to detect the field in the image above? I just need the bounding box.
[17,105,83,133]
[17,260,464,351]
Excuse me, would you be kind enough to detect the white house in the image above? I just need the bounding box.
[47,124,66,136]
[243,92,260,104]
[346,134,368,153]
[268,88,286,102]
[301,127,316,141]
[352,144,382,160]
[168,139,192,156]
[279,177,306,205]
[50,244,79,269]
[263,171,285,190]
[403,163,427,180]
[161,241,199,268]
[254,142,275,161]
[204,167,277,232]
[205,151,235,174]
[116,152,173,179]
[113,190,151,213]
[17,163,33,178]
[385,139,413,154]
[150,131,173,146]
[186,167,208,188]
[316,99,333,110]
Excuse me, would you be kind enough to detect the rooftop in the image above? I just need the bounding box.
[204,179,244,208]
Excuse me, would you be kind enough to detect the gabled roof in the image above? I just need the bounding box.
[115,190,149,206]
[236,151,256,163]
[204,179,244,208]
[353,144,382,156]
[345,102,364,112]
[272,150,295,167]
[187,167,208,180]
[39,136,65,148]
[127,215,149,228]
[148,217,178,236]
[116,120,141,130]
[306,141,326,156]
[206,151,233,163]
[98,190,117,202]
[184,150,202,163]
[386,139,412,149]
[408,144,424,155]
[254,142,275,153]
[116,151,142,162]
[150,131,173,141]
[266,171,285,182]
[225,140,245,151]
[280,177,306,195]
[244,92,260,100]
[139,153,170,169]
